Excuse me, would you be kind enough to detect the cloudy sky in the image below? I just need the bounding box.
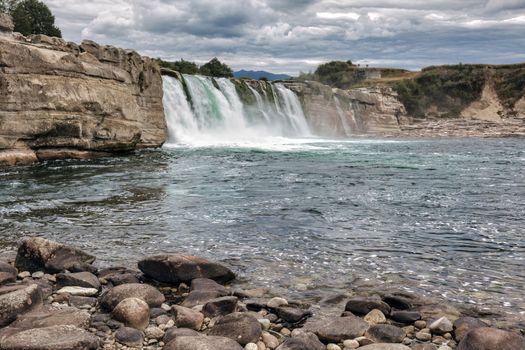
[44,0,525,75]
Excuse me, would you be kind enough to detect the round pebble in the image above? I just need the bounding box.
[327,344,342,350]
[416,331,432,341]
[258,319,271,330]
[343,339,359,349]
[245,343,258,350]
[267,297,288,308]
[262,332,279,349]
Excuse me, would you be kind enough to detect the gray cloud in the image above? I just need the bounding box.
[43,0,525,75]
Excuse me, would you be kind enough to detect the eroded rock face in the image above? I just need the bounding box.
[15,237,95,274]
[138,255,235,284]
[0,33,166,166]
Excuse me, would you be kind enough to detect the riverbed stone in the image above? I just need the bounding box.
[457,327,525,350]
[164,335,244,350]
[203,296,238,317]
[173,305,204,330]
[0,284,43,327]
[115,326,144,347]
[0,272,16,285]
[0,325,99,350]
[56,272,100,290]
[182,289,226,308]
[364,309,387,324]
[382,295,413,310]
[366,324,405,343]
[56,286,99,297]
[345,296,391,316]
[358,344,412,350]
[112,297,150,330]
[262,331,279,349]
[267,297,288,309]
[144,325,165,339]
[99,283,165,310]
[276,331,324,350]
[138,254,235,284]
[15,237,95,274]
[207,312,262,346]
[429,317,453,335]
[303,316,369,343]
[164,328,202,343]
[391,310,422,323]
[0,261,17,276]
[1,306,90,332]
[276,306,312,323]
[453,317,489,342]
[191,278,229,294]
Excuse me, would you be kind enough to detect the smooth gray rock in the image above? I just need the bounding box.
[15,237,95,274]
[207,312,262,346]
[164,335,244,350]
[99,283,165,310]
[457,327,525,350]
[115,327,144,347]
[0,325,99,350]
[138,255,235,284]
[303,315,369,343]
[0,284,43,327]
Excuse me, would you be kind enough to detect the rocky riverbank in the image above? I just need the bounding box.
[0,237,523,350]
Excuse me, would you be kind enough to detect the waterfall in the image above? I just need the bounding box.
[161,74,311,146]
[334,96,353,136]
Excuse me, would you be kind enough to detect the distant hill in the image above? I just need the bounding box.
[233,70,291,81]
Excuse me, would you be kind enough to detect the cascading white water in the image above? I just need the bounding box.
[161,74,311,146]
[334,96,353,136]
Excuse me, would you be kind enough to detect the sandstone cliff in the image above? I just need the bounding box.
[283,81,405,137]
[0,32,166,166]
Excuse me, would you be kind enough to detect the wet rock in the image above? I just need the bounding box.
[181,290,225,308]
[0,325,99,350]
[112,297,150,330]
[173,305,204,330]
[191,278,229,294]
[56,272,100,290]
[382,295,413,310]
[276,306,312,323]
[15,237,95,274]
[345,296,391,316]
[207,312,262,346]
[203,296,238,317]
[138,255,235,284]
[453,317,489,342]
[429,317,453,335]
[358,344,411,350]
[391,310,422,323]
[303,316,369,343]
[115,327,144,347]
[366,324,406,343]
[56,286,98,297]
[99,283,165,310]
[163,328,201,344]
[457,327,525,350]
[276,332,324,350]
[164,335,244,350]
[0,284,43,327]
[364,309,387,325]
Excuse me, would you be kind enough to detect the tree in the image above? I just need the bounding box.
[0,0,19,14]
[199,58,233,78]
[11,0,61,37]
[156,58,199,75]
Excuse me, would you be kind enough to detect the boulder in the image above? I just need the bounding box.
[382,295,413,310]
[457,327,525,350]
[112,297,150,330]
[303,316,369,343]
[276,332,325,350]
[164,335,244,350]
[99,283,165,310]
[0,284,43,327]
[207,312,262,346]
[115,327,144,347]
[138,255,235,284]
[358,344,411,350]
[453,317,489,342]
[181,290,226,308]
[202,296,238,317]
[0,262,17,277]
[345,296,391,316]
[276,306,312,323]
[0,325,99,350]
[163,328,201,344]
[172,305,204,330]
[365,324,405,343]
[15,237,95,274]
[390,310,422,323]
[56,272,100,290]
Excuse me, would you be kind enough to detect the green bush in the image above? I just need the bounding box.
[156,58,199,75]
[199,58,233,78]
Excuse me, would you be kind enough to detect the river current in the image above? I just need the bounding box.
[1,138,524,321]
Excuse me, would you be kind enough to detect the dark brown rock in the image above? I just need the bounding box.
[164,335,243,350]
[15,237,95,274]
[0,284,43,327]
[457,327,525,350]
[276,306,312,323]
[453,317,489,342]
[366,324,405,343]
[57,272,100,290]
[345,296,391,316]
[138,255,235,284]
[383,295,413,310]
[0,261,17,276]
[0,272,16,285]
[115,327,144,347]
[172,305,204,331]
[303,315,369,343]
[202,296,238,318]
[207,312,262,346]
[390,310,422,323]
[99,283,165,311]
[112,297,150,330]
[181,290,225,308]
